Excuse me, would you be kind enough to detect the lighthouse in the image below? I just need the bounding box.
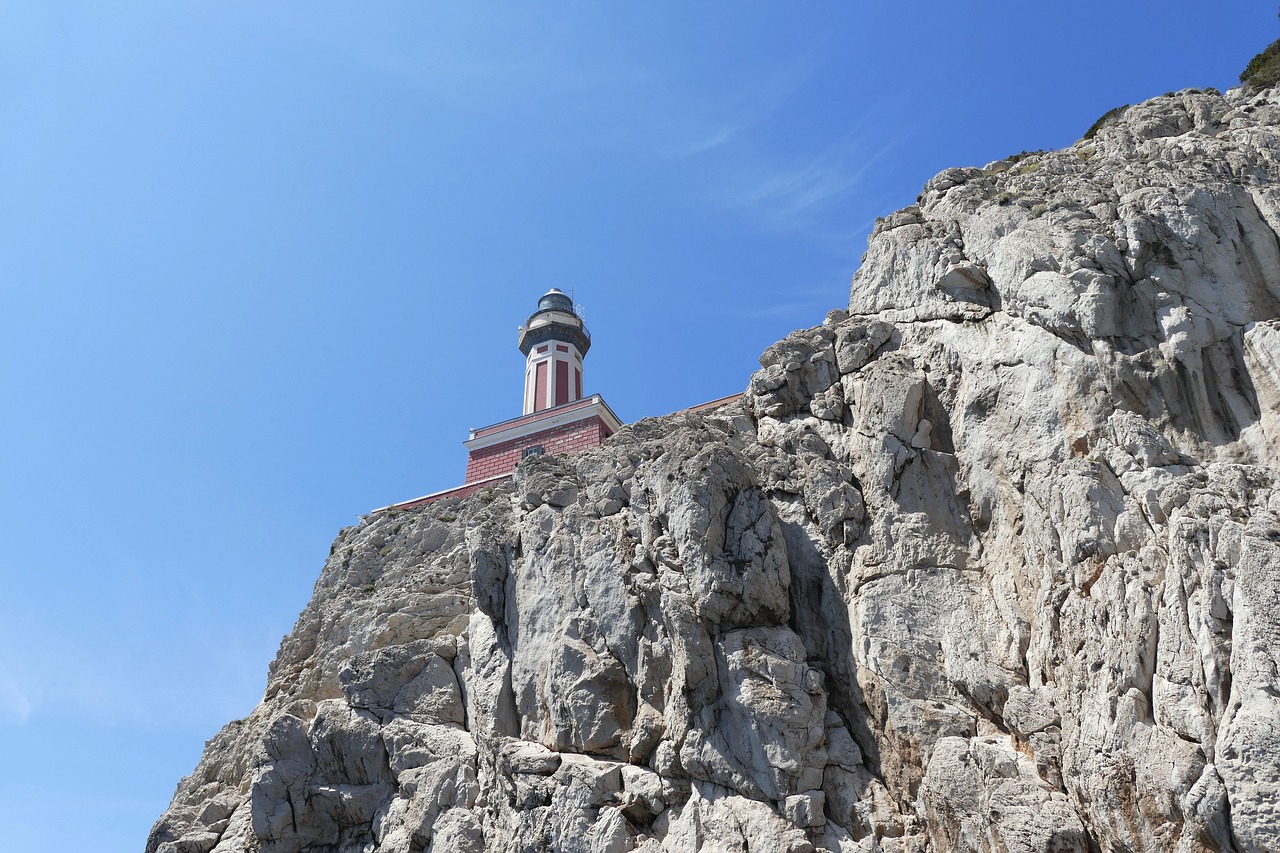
[459,288,622,486]
[518,288,590,414]
[375,287,742,512]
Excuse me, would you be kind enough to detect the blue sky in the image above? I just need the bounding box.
[1,2,1273,849]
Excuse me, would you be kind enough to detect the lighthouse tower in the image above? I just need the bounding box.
[459,288,622,485]
[518,288,590,414]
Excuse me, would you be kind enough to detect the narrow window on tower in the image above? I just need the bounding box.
[555,360,569,406]
[534,361,548,412]
[575,368,582,400]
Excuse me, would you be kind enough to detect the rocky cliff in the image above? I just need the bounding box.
[149,83,1280,853]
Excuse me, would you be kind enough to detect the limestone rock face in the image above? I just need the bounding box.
[150,84,1280,853]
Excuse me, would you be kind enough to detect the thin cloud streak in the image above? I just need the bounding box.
[664,51,826,159]
[254,5,653,109]
[737,123,917,228]
[678,124,745,158]
[0,678,36,725]
[0,593,264,730]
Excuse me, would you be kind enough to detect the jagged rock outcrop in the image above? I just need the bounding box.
[149,84,1280,853]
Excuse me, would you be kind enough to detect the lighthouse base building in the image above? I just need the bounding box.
[462,394,622,483]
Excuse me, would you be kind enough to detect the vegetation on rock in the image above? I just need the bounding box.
[1242,36,1280,89]
[1083,103,1129,139]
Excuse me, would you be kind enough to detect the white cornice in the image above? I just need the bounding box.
[465,396,623,452]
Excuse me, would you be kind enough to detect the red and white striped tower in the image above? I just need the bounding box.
[518,288,590,414]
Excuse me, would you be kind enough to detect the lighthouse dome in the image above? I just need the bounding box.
[537,288,575,314]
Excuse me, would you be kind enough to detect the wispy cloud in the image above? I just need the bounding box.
[254,5,653,110]
[0,584,43,726]
[0,574,266,730]
[678,124,746,158]
[0,676,37,725]
[665,52,824,159]
[664,75,924,243]
[734,121,916,230]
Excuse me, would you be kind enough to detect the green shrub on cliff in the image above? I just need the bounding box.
[1241,38,1280,90]
[1083,104,1129,140]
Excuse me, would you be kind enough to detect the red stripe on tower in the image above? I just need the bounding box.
[534,361,547,412]
[555,360,569,406]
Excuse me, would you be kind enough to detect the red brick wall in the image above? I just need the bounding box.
[465,416,611,483]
